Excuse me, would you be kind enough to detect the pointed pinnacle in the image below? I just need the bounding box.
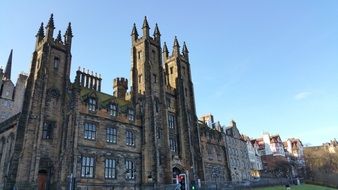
[173,36,180,48]
[153,23,161,36]
[46,13,55,29]
[182,41,189,54]
[65,22,73,37]
[56,30,62,42]
[4,49,13,80]
[36,22,45,37]
[163,42,168,53]
[142,16,150,29]
[131,23,138,36]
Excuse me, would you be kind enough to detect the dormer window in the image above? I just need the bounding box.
[88,97,97,112]
[109,104,118,117]
[128,109,135,121]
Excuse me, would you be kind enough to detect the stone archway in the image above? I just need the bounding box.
[38,158,53,190]
[172,166,183,183]
[38,170,48,190]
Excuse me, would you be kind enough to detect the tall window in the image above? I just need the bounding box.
[106,127,117,143]
[169,138,177,152]
[42,122,53,139]
[153,74,157,83]
[53,57,59,69]
[138,51,142,60]
[81,156,94,178]
[105,159,116,179]
[155,99,159,113]
[109,104,118,116]
[125,160,135,179]
[168,113,176,129]
[88,98,97,112]
[138,74,142,83]
[126,130,134,146]
[84,123,96,140]
[128,109,135,121]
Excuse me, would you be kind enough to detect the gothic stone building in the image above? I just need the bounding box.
[0,50,27,123]
[0,15,203,190]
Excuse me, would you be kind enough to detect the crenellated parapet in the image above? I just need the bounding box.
[76,67,102,91]
[113,77,128,99]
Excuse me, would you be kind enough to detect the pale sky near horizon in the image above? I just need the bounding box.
[1,0,337,146]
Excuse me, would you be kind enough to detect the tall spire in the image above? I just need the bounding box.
[4,49,13,80]
[162,42,169,60]
[36,22,45,38]
[142,16,150,37]
[182,41,189,57]
[163,42,168,53]
[153,23,161,37]
[64,22,73,45]
[56,30,62,42]
[172,36,180,56]
[65,22,73,37]
[131,23,138,41]
[45,13,55,40]
[46,13,54,28]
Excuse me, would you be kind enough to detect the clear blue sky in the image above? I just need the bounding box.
[1,0,337,146]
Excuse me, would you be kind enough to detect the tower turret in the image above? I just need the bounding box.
[131,23,139,42]
[142,16,150,38]
[182,41,189,60]
[162,42,169,61]
[45,14,55,40]
[153,23,161,42]
[172,36,180,56]
[35,22,45,44]
[113,77,128,99]
[64,22,73,47]
[55,30,62,43]
[4,49,13,80]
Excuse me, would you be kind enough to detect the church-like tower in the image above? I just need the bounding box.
[164,37,203,183]
[130,17,172,185]
[7,14,73,189]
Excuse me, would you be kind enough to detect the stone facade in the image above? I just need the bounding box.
[198,114,229,183]
[284,138,306,178]
[224,121,251,181]
[243,136,263,178]
[0,50,27,123]
[0,15,203,190]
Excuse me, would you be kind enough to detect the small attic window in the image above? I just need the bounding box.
[109,104,118,117]
[128,109,135,121]
[88,97,97,112]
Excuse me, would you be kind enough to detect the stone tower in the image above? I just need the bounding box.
[164,37,203,181]
[7,14,73,189]
[130,17,172,185]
